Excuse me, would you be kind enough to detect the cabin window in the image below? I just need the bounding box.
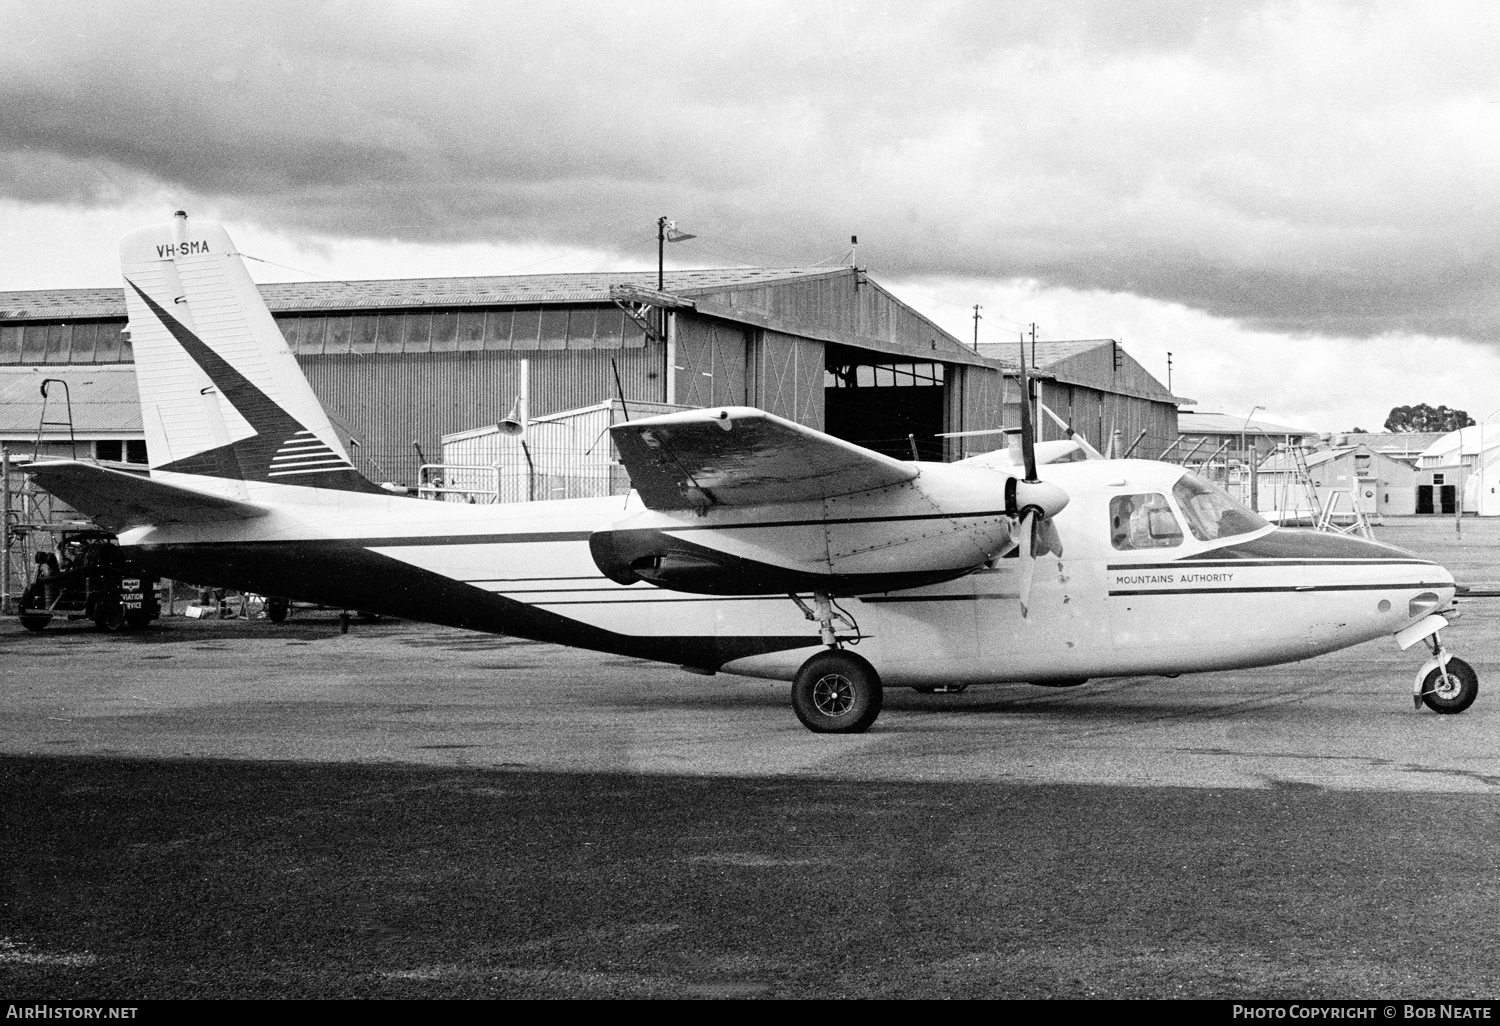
[1109,493,1183,550]
[1172,473,1268,541]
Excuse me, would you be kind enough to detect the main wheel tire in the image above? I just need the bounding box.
[18,585,50,632]
[267,597,289,624]
[92,601,126,633]
[791,651,883,734]
[1421,657,1478,714]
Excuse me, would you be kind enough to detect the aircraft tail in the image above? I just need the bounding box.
[120,212,384,494]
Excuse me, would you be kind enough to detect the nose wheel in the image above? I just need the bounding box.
[1412,629,1479,714]
[1417,656,1479,714]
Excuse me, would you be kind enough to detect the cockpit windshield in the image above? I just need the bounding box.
[1172,473,1268,542]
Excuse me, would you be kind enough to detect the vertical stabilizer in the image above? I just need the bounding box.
[121,212,382,493]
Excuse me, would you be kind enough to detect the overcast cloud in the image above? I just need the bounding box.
[3,0,1500,429]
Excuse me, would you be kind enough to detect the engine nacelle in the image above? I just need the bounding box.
[591,464,1023,596]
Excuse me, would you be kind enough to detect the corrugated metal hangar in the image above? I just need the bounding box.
[976,338,1186,459]
[0,267,1185,482]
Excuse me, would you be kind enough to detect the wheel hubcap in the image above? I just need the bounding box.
[1435,670,1462,699]
[812,673,856,716]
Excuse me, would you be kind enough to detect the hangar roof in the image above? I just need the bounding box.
[1178,411,1315,438]
[0,265,1001,370]
[975,337,1188,405]
[0,365,142,438]
[0,268,833,320]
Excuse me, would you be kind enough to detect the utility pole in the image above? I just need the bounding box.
[972,305,982,351]
[1167,352,1173,393]
[657,216,668,291]
[1,447,9,616]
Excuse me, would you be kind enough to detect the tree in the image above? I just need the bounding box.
[1384,404,1476,433]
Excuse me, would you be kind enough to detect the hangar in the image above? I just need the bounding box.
[976,338,1186,459]
[0,264,1186,604]
[1,270,1187,479]
[1,267,1019,481]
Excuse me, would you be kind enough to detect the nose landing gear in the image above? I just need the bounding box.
[1414,630,1479,714]
[1401,617,1479,714]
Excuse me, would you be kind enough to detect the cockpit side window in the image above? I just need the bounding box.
[1172,473,1269,541]
[1109,493,1183,550]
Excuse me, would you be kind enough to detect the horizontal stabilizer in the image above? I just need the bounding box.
[24,461,269,532]
[958,439,1084,471]
[610,406,918,510]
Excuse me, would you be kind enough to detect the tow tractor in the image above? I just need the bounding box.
[17,529,160,632]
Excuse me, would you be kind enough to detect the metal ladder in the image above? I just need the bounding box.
[32,378,78,461]
[1289,445,1321,522]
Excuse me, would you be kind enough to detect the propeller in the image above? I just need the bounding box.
[1007,336,1070,617]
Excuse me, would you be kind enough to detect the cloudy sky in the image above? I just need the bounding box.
[4,0,1500,431]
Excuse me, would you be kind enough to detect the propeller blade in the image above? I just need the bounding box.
[1017,510,1037,618]
[1018,334,1038,482]
[1037,401,1103,460]
[1035,516,1064,559]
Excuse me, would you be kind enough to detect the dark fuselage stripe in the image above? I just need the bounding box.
[530,595,791,605]
[859,594,1019,603]
[1107,559,1431,570]
[644,510,1009,532]
[336,512,1013,551]
[463,575,610,583]
[1109,582,1449,597]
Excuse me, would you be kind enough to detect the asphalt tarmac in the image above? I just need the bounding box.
[2,518,1499,999]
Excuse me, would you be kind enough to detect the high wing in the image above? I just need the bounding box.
[24,460,269,533]
[594,406,1069,598]
[610,406,918,510]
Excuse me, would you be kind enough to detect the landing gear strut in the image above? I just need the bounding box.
[790,591,856,648]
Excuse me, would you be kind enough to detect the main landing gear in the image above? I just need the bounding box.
[789,592,882,734]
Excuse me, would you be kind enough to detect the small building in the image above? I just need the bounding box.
[1418,427,1500,515]
[1174,411,1317,465]
[1326,432,1446,467]
[1163,411,1316,509]
[1257,444,1419,517]
[435,398,690,503]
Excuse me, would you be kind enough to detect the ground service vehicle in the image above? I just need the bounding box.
[18,529,161,632]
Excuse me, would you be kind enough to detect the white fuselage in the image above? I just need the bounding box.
[121,460,1455,686]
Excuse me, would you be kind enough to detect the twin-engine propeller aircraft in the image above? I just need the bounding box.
[22,214,1476,732]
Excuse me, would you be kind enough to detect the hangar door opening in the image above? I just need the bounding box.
[824,344,947,461]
